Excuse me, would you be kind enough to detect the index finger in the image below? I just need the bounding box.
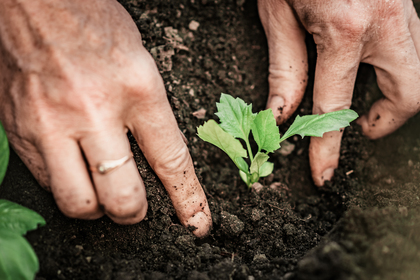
[308,20,363,186]
[126,53,212,237]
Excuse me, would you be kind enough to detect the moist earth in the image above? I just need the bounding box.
[1,0,420,279]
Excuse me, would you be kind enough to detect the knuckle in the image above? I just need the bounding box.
[330,12,368,40]
[152,144,191,178]
[300,5,368,37]
[313,102,351,115]
[129,52,164,96]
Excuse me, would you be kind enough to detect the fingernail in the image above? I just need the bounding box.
[186,211,212,238]
[321,168,335,183]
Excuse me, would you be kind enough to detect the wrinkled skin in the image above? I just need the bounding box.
[0,0,211,237]
[259,0,420,186]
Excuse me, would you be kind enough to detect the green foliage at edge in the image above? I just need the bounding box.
[0,122,45,280]
[0,228,39,280]
[0,122,9,185]
[0,199,46,235]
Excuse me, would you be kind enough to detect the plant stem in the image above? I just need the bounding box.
[245,140,254,162]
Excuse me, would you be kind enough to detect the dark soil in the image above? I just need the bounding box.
[1,1,420,279]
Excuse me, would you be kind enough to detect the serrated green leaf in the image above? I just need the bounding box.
[0,200,46,235]
[215,93,256,141]
[279,109,359,142]
[0,122,9,186]
[197,120,247,171]
[250,152,269,175]
[0,228,39,280]
[251,109,280,153]
[259,161,274,178]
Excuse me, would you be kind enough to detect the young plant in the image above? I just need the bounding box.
[0,122,46,280]
[197,93,358,187]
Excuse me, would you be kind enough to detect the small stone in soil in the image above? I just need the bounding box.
[189,20,200,31]
[192,108,206,119]
[252,182,264,192]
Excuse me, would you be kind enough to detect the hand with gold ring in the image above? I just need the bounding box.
[0,0,212,237]
[89,153,133,175]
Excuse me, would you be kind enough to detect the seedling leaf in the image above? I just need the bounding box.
[0,228,39,280]
[197,93,358,188]
[0,200,46,235]
[0,123,9,185]
[235,157,249,174]
[250,152,269,175]
[250,172,259,184]
[215,93,256,141]
[279,109,359,142]
[251,109,280,153]
[239,170,249,186]
[197,120,248,172]
[259,161,274,177]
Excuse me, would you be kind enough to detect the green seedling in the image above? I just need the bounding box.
[0,122,46,280]
[197,93,358,187]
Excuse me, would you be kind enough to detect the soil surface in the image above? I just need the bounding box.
[1,1,420,279]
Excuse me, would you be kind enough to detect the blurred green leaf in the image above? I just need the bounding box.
[0,200,46,235]
[0,122,9,185]
[250,152,269,175]
[0,228,39,280]
[259,161,274,178]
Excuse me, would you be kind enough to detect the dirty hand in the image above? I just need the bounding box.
[0,0,212,237]
[259,0,420,186]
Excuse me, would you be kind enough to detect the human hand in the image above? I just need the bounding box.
[258,0,420,186]
[0,0,212,237]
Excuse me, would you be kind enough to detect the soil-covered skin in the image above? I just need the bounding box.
[1,1,420,279]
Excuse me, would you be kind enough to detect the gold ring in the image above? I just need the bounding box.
[89,153,133,175]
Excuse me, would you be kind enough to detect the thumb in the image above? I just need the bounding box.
[258,0,308,124]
